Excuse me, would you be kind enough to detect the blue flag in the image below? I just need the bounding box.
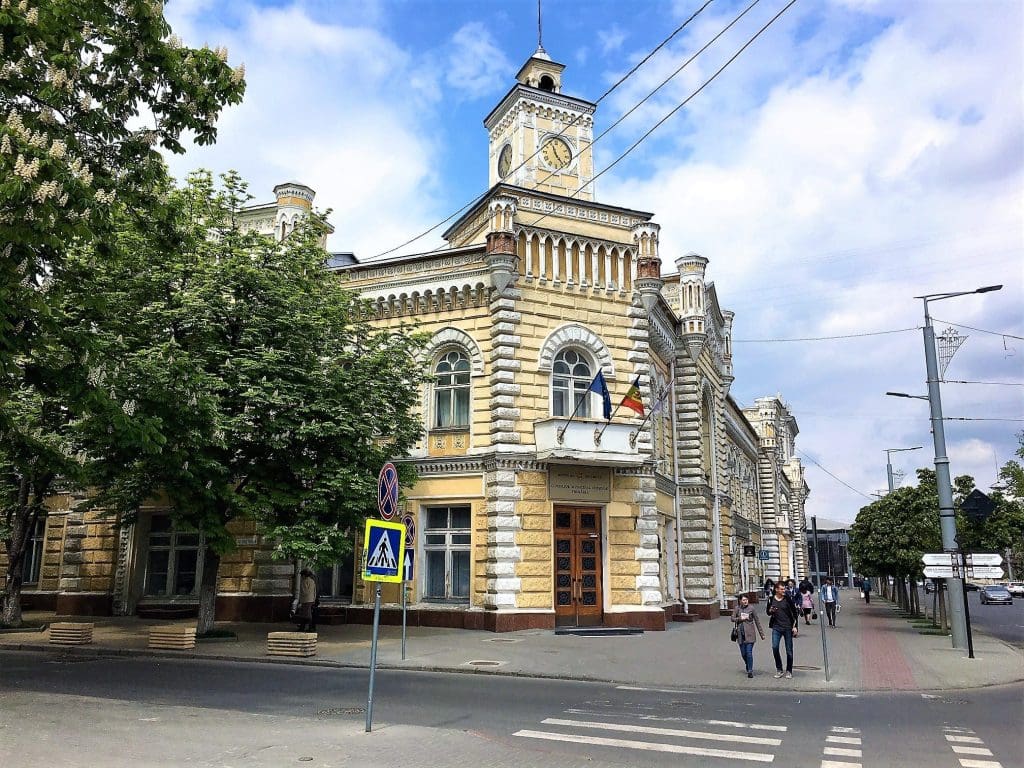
[587,370,612,420]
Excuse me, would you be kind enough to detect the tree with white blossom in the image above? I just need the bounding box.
[1,0,244,625]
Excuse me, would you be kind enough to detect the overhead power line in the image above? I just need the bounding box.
[932,318,1024,341]
[944,417,1024,422]
[733,327,918,343]
[369,0,718,260]
[943,380,1024,387]
[796,449,873,500]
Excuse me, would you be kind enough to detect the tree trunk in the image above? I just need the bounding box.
[1,496,36,628]
[197,548,221,635]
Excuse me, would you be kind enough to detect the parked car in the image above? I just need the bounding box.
[964,582,980,591]
[1005,582,1024,598]
[924,580,943,594]
[979,585,1013,605]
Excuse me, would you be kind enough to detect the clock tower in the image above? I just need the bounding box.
[484,45,596,200]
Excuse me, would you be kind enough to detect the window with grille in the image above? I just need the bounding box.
[552,348,592,417]
[144,516,204,597]
[434,350,470,428]
[423,505,471,602]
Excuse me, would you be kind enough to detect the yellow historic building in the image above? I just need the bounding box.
[3,45,809,629]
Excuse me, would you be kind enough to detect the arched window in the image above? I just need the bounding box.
[434,350,470,428]
[552,348,592,417]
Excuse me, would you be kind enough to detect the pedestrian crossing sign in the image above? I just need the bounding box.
[362,519,406,583]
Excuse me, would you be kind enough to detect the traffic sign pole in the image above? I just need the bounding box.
[959,548,974,659]
[365,583,382,732]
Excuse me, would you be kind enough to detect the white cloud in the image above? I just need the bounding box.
[598,26,627,54]
[444,22,513,99]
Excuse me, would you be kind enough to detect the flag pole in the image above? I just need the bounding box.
[557,371,608,444]
[628,380,672,447]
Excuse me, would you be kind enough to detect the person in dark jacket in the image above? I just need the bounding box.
[731,595,766,678]
[767,581,798,678]
[763,578,775,599]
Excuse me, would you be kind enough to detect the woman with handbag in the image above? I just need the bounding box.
[731,594,766,678]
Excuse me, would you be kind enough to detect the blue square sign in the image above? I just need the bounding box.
[363,519,406,583]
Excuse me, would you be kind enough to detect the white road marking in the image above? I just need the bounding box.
[826,735,862,745]
[957,760,1003,768]
[952,746,994,756]
[946,735,985,744]
[821,761,862,768]
[563,708,788,732]
[540,718,782,746]
[514,730,775,762]
[943,727,976,734]
[830,726,861,734]
[615,685,692,694]
[824,747,863,757]
[835,693,859,698]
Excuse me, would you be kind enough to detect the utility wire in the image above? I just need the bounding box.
[932,318,1024,341]
[368,0,717,260]
[796,449,873,500]
[526,0,799,232]
[943,380,1024,387]
[733,327,918,343]
[944,417,1024,422]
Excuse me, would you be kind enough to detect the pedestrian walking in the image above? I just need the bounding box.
[763,578,775,599]
[295,568,319,632]
[800,587,815,625]
[785,579,801,637]
[767,581,797,678]
[731,595,766,678]
[821,577,839,627]
[862,579,872,604]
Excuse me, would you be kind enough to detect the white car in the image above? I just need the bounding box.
[1005,582,1024,598]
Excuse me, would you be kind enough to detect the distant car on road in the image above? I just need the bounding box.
[1005,582,1024,598]
[964,582,980,592]
[979,585,1012,605]
[924,580,944,594]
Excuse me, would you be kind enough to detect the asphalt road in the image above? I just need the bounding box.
[1,651,1021,768]
[918,585,1024,648]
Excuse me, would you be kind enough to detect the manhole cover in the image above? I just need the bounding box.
[465,659,504,667]
[317,707,364,716]
[482,638,521,643]
[792,665,821,671]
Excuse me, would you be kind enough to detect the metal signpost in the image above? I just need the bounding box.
[811,517,830,682]
[401,549,414,660]
[363,513,405,732]
[920,553,1004,660]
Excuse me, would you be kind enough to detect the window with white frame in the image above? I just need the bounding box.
[23,516,46,585]
[144,516,203,597]
[423,505,471,602]
[434,349,470,428]
[552,348,593,417]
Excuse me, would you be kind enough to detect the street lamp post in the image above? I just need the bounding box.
[888,284,1001,652]
[885,446,923,492]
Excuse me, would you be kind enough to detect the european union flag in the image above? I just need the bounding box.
[587,370,612,420]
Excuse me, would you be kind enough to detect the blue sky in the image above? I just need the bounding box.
[163,0,1023,523]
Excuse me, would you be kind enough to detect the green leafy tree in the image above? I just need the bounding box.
[1,0,243,626]
[72,171,428,632]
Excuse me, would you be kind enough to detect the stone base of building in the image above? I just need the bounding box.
[19,590,58,612]
[685,601,721,620]
[326,606,669,632]
[55,592,113,616]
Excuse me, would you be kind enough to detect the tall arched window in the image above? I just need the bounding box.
[552,348,592,417]
[434,350,470,428]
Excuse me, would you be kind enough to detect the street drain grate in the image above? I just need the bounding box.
[465,659,504,667]
[482,638,521,643]
[792,665,821,671]
[317,707,364,716]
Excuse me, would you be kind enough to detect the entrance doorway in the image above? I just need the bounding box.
[553,505,603,627]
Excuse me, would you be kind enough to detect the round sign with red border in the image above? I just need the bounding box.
[402,513,416,547]
[378,462,399,520]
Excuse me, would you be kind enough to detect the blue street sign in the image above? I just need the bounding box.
[759,549,771,561]
[363,519,405,583]
[403,549,415,582]
[378,462,399,520]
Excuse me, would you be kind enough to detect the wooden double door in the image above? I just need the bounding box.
[554,506,603,627]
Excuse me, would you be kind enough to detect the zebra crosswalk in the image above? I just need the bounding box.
[512,710,1013,767]
[513,711,785,763]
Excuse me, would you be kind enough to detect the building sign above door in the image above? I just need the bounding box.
[548,466,611,503]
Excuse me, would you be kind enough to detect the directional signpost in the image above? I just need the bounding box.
[363,497,406,732]
[920,552,1003,660]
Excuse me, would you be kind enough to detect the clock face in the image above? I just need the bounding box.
[498,144,512,178]
[541,136,572,170]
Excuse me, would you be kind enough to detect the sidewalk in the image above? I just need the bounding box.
[2,592,1021,692]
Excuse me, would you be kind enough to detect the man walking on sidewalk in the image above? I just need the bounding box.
[821,577,839,627]
[862,579,872,604]
[767,581,798,678]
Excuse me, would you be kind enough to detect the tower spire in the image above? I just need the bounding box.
[536,0,547,56]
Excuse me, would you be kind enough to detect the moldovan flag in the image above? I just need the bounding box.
[620,375,644,416]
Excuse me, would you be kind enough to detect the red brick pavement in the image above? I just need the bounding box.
[855,597,919,689]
